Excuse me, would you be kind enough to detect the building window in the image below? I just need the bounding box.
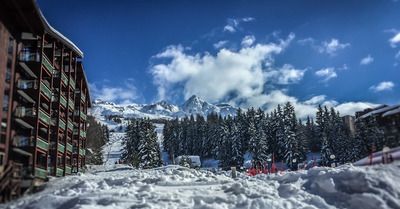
[3,103,8,113]
[4,88,9,102]
[1,119,7,132]
[7,59,12,73]
[0,153,4,166]
[8,38,14,55]
[0,134,5,144]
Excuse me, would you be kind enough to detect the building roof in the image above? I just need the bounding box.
[1,0,83,58]
[382,107,400,118]
[358,105,400,119]
[34,1,84,58]
[77,62,91,107]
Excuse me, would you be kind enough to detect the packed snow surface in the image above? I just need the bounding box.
[4,162,400,209]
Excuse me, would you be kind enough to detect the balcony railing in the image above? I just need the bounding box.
[19,51,40,62]
[15,107,36,118]
[58,143,65,153]
[79,148,85,156]
[39,109,50,125]
[68,120,73,131]
[40,81,51,99]
[80,130,86,138]
[81,112,87,121]
[56,168,64,177]
[81,94,86,102]
[17,79,38,90]
[66,166,72,175]
[42,54,53,74]
[13,136,34,147]
[60,95,67,108]
[59,119,66,130]
[79,168,85,173]
[69,98,74,110]
[67,143,72,153]
[69,78,75,90]
[37,137,49,151]
[35,167,47,179]
[61,72,68,86]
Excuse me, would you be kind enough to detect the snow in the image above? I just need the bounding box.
[4,162,400,209]
[353,146,400,166]
[89,96,238,121]
[357,105,400,120]
[382,107,400,118]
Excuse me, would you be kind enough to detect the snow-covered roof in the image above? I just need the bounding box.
[357,105,400,119]
[382,107,400,118]
[35,3,84,58]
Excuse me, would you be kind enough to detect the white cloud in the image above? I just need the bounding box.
[298,38,349,56]
[242,17,255,22]
[297,38,315,45]
[89,81,139,103]
[389,32,400,48]
[223,25,236,33]
[369,81,395,92]
[223,17,255,33]
[150,33,378,119]
[151,34,299,103]
[360,54,374,65]
[315,67,337,82]
[395,50,400,59]
[240,91,376,118]
[213,40,229,49]
[304,95,327,105]
[319,39,350,56]
[265,64,306,85]
[241,35,256,47]
[335,102,380,116]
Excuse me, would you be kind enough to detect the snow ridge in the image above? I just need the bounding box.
[89,95,238,120]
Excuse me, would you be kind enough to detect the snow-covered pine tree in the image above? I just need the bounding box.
[204,113,219,159]
[316,105,332,166]
[218,116,231,168]
[275,105,285,160]
[236,107,249,156]
[305,116,320,153]
[231,116,244,167]
[253,109,268,165]
[138,118,163,169]
[247,110,258,162]
[283,102,299,168]
[296,119,308,161]
[195,114,206,158]
[121,119,141,167]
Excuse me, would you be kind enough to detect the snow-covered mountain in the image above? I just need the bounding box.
[89,95,238,120]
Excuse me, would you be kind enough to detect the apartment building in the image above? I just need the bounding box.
[0,0,90,202]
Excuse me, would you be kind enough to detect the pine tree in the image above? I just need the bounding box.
[86,115,105,165]
[306,116,320,153]
[138,118,163,169]
[283,102,299,167]
[121,119,141,167]
[230,117,244,167]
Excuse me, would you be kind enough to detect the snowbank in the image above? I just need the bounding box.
[3,162,400,209]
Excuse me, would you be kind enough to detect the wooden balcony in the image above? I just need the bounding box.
[35,167,47,180]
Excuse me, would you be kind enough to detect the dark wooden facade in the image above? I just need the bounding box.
[0,0,90,202]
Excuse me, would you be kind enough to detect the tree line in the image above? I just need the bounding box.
[120,118,163,169]
[86,115,110,165]
[163,102,387,168]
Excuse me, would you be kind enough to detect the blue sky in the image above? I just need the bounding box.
[37,0,400,117]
